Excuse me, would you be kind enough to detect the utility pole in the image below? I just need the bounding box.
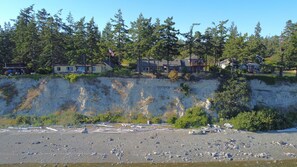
[188,23,199,72]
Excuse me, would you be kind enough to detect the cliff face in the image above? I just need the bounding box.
[1,77,297,116]
[250,80,297,111]
[0,77,219,116]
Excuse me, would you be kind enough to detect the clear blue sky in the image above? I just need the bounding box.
[0,0,296,37]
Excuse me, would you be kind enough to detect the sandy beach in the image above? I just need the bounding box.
[1,124,297,165]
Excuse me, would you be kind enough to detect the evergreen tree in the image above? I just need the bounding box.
[246,22,266,61]
[223,22,248,62]
[149,18,163,61]
[12,5,40,71]
[111,9,128,64]
[37,9,66,71]
[159,17,180,72]
[282,20,297,76]
[129,14,153,73]
[0,23,15,66]
[63,12,75,65]
[100,22,116,64]
[86,17,101,64]
[72,17,87,65]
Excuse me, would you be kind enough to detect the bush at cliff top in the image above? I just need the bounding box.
[168,70,178,81]
[64,73,81,83]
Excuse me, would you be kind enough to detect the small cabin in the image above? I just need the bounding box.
[54,63,112,74]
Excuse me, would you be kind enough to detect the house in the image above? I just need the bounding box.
[137,59,181,73]
[218,59,230,69]
[3,63,27,75]
[54,63,112,74]
[182,55,205,72]
[247,63,260,73]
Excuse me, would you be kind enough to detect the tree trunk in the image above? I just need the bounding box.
[167,60,170,73]
[148,57,151,73]
[279,66,283,77]
[138,55,142,75]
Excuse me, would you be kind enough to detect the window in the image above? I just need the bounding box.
[92,66,96,71]
[57,67,61,71]
[67,67,73,71]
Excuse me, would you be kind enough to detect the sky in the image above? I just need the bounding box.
[0,0,296,37]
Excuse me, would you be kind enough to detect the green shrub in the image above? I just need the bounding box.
[112,67,131,76]
[0,83,18,105]
[231,109,290,132]
[174,106,210,128]
[36,67,52,74]
[285,111,297,125]
[164,111,178,124]
[151,116,162,124]
[98,111,124,123]
[16,115,32,125]
[57,110,84,126]
[64,74,81,83]
[130,113,148,124]
[180,83,190,96]
[167,115,177,124]
[168,70,178,81]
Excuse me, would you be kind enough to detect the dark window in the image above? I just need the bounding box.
[67,67,73,71]
[57,67,61,71]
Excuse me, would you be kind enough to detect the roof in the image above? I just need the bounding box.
[53,64,106,67]
[184,54,199,60]
[3,63,26,69]
[139,59,181,66]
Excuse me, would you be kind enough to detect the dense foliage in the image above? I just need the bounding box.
[231,109,290,132]
[174,106,210,128]
[1,5,297,75]
[213,77,251,119]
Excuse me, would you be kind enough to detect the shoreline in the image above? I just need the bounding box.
[1,124,297,165]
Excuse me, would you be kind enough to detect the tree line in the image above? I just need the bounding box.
[0,5,297,74]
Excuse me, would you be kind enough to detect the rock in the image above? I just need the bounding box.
[224,123,233,129]
[15,142,22,144]
[27,152,34,155]
[91,152,97,156]
[155,141,160,144]
[32,141,41,144]
[255,152,270,159]
[110,148,116,154]
[284,152,296,157]
[211,152,219,157]
[81,128,88,134]
[188,130,199,135]
[153,151,159,155]
[225,153,233,158]
[145,156,153,161]
[276,141,287,146]
[102,154,107,159]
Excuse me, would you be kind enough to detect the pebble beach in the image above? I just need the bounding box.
[1,124,297,165]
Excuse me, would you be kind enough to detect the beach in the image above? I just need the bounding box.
[1,124,297,165]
